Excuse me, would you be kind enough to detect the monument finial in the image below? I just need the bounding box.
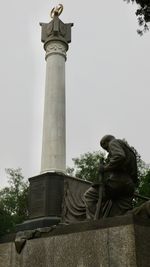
[50,4,63,19]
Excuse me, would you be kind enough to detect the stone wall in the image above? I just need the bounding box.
[0,215,150,267]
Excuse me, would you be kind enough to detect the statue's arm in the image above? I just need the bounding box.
[104,140,126,172]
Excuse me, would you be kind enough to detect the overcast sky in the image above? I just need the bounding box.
[0,1,150,187]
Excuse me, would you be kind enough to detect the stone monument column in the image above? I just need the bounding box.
[41,41,66,173]
[40,5,73,173]
[16,6,74,231]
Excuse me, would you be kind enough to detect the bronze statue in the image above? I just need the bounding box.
[50,4,63,18]
[84,135,138,219]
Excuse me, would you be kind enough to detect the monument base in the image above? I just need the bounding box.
[0,215,150,267]
[16,172,90,232]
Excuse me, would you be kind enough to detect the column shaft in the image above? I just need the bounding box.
[41,41,67,173]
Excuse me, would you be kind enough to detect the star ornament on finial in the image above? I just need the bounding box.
[50,4,63,19]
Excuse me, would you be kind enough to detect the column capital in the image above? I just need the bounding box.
[45,41,67,60]
[40,16,73,51]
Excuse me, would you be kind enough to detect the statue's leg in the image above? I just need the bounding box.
[105,175,135,217]
[83,186,99,219]
[108,196,133,217]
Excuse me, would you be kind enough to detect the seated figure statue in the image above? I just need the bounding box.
[84,135,138,219]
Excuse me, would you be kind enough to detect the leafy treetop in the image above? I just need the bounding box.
[0,168,28,236]
[124,0,150,35]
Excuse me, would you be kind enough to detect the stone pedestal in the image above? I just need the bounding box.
[16,173,90,231]
[1,215,150,267]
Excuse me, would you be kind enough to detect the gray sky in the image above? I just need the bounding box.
[0,1,150,187]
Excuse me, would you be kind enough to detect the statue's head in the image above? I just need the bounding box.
[100,135,115,151]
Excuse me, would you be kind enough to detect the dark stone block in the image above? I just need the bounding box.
[28,172,64,219]
[16,172,90,232]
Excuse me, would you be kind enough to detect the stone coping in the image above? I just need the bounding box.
[29,172,91,185]
[0,214,150,244]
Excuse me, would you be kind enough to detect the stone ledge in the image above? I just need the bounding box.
[1,214,150,244]
[34,214,150,239]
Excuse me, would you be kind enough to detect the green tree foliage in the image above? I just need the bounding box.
[130,146,147,184]
[67,151,106,183]
[67,148,150,203]
[136,169,150,204]
[124,0,150,34]
[0,205,13,237]
[130,147,150,205]
[0,168,28,236]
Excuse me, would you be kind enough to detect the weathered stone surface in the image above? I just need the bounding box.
[108,225,136,267]
[135,224,150,267]
[53,229,109,267]
[1,215,150,267]
[0,242,12,267]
